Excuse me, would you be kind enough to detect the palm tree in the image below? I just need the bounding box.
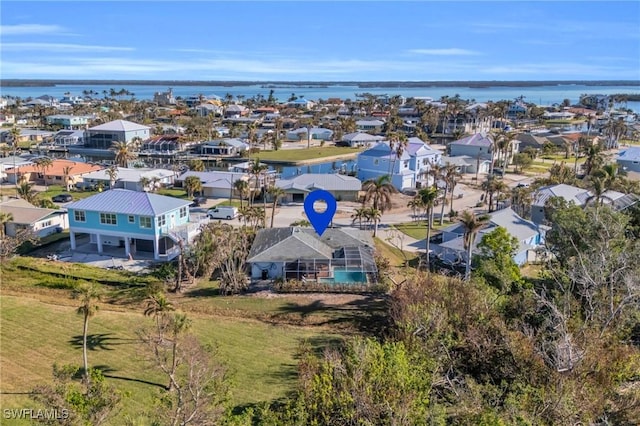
[183,176,202,198]
[233,179,250,208]
[438,164,458,225]
[459,211,490,281]
[586,175,609,211]
[267,186,285,228]
[62,165,73,191]
[188,159,205,172]
[407,198,422,222]
[446,165,462,220]
[362,175,396,213]
[106,165,118,189]
[367,207,382,237]
[73,282,102,383]
[351,207,368,230]
[418,187,439,257]
[0,211,13,238]
[139,176,151,192]
[34,157,53,188]
[110,141,137,168]
[143,292,175,342]
[493,180,510,211]
[249,158,269,205]
[17,180,38,204]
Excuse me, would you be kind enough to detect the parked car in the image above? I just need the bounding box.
[492,168,505,177]
[207,206,238,220]
[190,196,207,207]
[52,194,73,203]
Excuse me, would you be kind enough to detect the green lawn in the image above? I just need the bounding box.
[393,220,452,240]
[250,146,362,162]
[38,185,101,200]
[156,188,189,199]
[216,199,243,209]
[0,257,385,424]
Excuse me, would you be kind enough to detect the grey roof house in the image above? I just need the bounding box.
[274,174,362,203]
[246,227,377,284]
[617,147,640,173]
[84,119,151,149]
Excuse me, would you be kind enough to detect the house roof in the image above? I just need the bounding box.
[450,133,492,147]
[81,167,175,183]
[356,119,385,126]
[361,142,411,160]
[533,184,590,207]
[247,227,373,263]
[202,138,249,148]
[275,174,361,192]
[66,189,190,216]
[88,120,150,132]
[406,137,441,156]
[342,132,385,142]
[0,199,63,224]
[177,171,248,188]
[5,159,102,176]
[514,133,548,147]
[617,147,640,163]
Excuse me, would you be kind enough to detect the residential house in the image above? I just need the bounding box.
[514,133,549,151]
[52,130,84,148]
[66,189,195,261]
[4,159,102,188]
[195,103,223,117]
[0,155,33,182]
[0,198,68,238]
[84,119,151,149]
[274,174,362,203]
[246,227,377,283]
[46,114,91,129]
[224,104,248,118]
[357,138,442,190]
[79,167,176,192]
[431,207,543,266]
[175,171,251,199]
[141,135,188,154]
[339,132,385,148]
[153,88,176,106]
[199,138,249,156]
[449,133,494,174]
[287,98,315,109]
[0,113,15,125]
[286,127,334,142]
[0,129,55,144]
[356,119,385,134]
[531,183,640,225]
[617,147,640,173]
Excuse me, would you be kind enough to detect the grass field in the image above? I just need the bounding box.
[156,188,189,199]
[393,220,452,240]
[249,146,361,162]
[0,257,383,424]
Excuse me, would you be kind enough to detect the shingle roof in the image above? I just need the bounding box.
[66,189,190,216]
[276,174,361,192]
[450,133,492,147]
[88,120,150,132]
[0,202,62,224]
[533,184,590,207]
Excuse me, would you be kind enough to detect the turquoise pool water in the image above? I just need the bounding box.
[319,268,367,284]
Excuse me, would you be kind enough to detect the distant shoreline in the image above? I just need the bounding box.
[1,79,639,89]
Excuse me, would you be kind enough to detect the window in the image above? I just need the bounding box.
[157,215,166,227]
[373,159,379,165]
[41,220,51,228]
[74,210,86,222]
[140,216,152,229]
[128,215,135,223]
[100,213,117,225]
[403,160,409,168]
[179,207,187,218]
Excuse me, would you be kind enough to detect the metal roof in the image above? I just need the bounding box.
[88,120,150,132]
[66,189,190,216]
[275,174,361,192]
[450,133,492,147]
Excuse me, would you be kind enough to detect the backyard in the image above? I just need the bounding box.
[249,146,362,162]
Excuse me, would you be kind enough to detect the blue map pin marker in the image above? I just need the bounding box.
[304,189,337,236]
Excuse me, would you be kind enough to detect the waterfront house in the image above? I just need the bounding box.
[153,88,176,106]
[4,159,102,188]
[199,138,249,156]
[356,119,385,134]
[46,114,92,129]
[357,138,442,190]
[430,207,543,266]
[175,171,251,199]
[246,227,377,283]
[0,155,33,182]
[0,129,55,145]
[195,103,223,117]
[84,120,151,149]
[286,127,334,142]
[224,104,249,118]
[52,130,85,148]
[339,132,385,148]
[0,198,68,238]
[274,174,361,203]
[66,189,195,261]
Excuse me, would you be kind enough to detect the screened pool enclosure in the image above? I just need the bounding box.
[283,246,378,284]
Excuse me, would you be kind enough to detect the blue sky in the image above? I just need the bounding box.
[1,1,639,81]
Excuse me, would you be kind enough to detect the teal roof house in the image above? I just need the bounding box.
[66,189,195,261]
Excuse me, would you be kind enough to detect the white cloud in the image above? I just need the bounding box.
[2,43,134,52]
[407,48,480,56]
[0,24,68,35]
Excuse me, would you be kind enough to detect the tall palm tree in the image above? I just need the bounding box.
[459,211,490,281]
[438,164,458,225]
[17,180,38,204]
[493,180,510,211]
[188,159,205,172]
[110,141,137,168]
[418,187,439,257]
[233,179,250,208]
[0,211,13,238]
[362,175,396,215]
[267,186,285,228]
[34,157,53,188]
[249,158,269,205]
[139,176,151,192]
[446,165,462,220]
[73,282,102,383]
[351,207,368,230]
[105,165,118,189]
[366,207,382,237]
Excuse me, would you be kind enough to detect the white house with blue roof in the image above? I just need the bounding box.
[66,189,194,261]
[357,138,442,190]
